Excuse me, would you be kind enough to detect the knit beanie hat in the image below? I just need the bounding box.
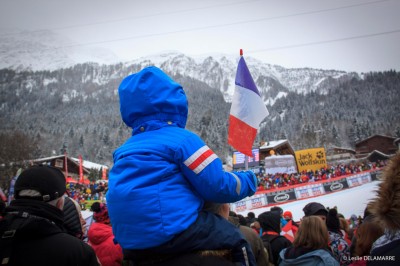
[326,208,340,232]
[271,206,283,215]
[283,211,293,220]
[15,165,66,202]
[258,211,281,233]
[91,202,110,224]
[303,202,328,217]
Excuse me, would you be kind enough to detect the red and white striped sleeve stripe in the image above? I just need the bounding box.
[184,145,218,174]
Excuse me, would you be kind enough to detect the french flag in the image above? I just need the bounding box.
[228,55,269,157]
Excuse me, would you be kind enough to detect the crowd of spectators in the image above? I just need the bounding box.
[256,160,387,191]
[66,181,108,209]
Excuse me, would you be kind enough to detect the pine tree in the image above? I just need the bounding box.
[331,124,342,147]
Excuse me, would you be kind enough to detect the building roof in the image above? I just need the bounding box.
[355,134,396,146]
[71,157,108,170]
[327,146,356,154]
[32,155,93,175]
[366,150,392,162]
[259,139,288,149]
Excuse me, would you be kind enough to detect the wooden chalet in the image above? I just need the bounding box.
[366,150,392,162]
[355,134,397,159]
[31,155,90,183]
[326,146,356,162]
[259,139,295,161]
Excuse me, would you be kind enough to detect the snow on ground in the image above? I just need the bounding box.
[235,181,380,221]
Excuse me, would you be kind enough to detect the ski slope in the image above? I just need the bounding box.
[235,181,380,221]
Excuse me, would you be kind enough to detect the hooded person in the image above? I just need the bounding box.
[368,152,400,265]
[258,211,292,265]
[0,165,99,266]
[107,66,257,266]
[326,208,351,266]
[87,202,123,266]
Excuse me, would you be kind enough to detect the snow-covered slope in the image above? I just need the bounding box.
[236,181,379,221]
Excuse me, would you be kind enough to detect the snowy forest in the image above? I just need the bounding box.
[0,63,399,170]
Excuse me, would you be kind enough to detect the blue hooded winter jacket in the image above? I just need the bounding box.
[107,66,257,249]
[278,248,339,266]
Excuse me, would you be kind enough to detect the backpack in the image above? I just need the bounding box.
[261,234,281,265]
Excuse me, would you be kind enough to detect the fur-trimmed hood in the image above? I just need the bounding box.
[370,152,400,233]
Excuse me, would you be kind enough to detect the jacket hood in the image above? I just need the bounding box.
[279,248,338,266]
[370,152,400,233]
[88,222,114,245]
[118,66,188,133]
[2,199,64,240]
[258,211,281,233]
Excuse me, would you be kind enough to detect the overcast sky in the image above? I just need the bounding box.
[1,0,399,72]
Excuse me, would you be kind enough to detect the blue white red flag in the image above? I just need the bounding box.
[228,56,269,156]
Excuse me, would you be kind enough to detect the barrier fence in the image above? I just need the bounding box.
[231,169,381,213]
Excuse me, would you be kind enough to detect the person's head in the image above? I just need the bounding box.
[258,211,281,233]
[326,208,341,233]
[283,211,293,221]
[354,222,384,256]
[303,202,328,222]
[350,214,358,222]
[293,216,329,250]
[91,202,110,224]
[237,214,247,226]
[250,221,261,231]
[369,152,400,235]
[118,66,188,132]
[270,206,283,216]
[229,211,237,217]
[14,165,66,210]
[339,217,349,233]
[247,212,255,219]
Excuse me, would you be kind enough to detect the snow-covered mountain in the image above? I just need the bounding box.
[0,29,120,71]
[1,36,398,166]
[0,29,360,103]
[126,51,360,103]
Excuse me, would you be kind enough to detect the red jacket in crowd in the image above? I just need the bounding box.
[88,222,123,266]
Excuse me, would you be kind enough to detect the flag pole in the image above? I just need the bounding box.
[240,49,249,170]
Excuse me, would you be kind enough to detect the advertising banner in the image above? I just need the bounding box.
[264,155,298,175]
[294,184,325,200]
[322,178,349,193]
[265,189,296,204]
[233,200,248,212]
[295,148,327,173]
[232,194,267,212]
[233,149,260,169]
[346,172,372,188]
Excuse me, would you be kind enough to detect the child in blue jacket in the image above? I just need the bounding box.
[107,66,258,265]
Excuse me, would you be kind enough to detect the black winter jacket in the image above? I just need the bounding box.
[63,196,84,239]
[0,199,99,266]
